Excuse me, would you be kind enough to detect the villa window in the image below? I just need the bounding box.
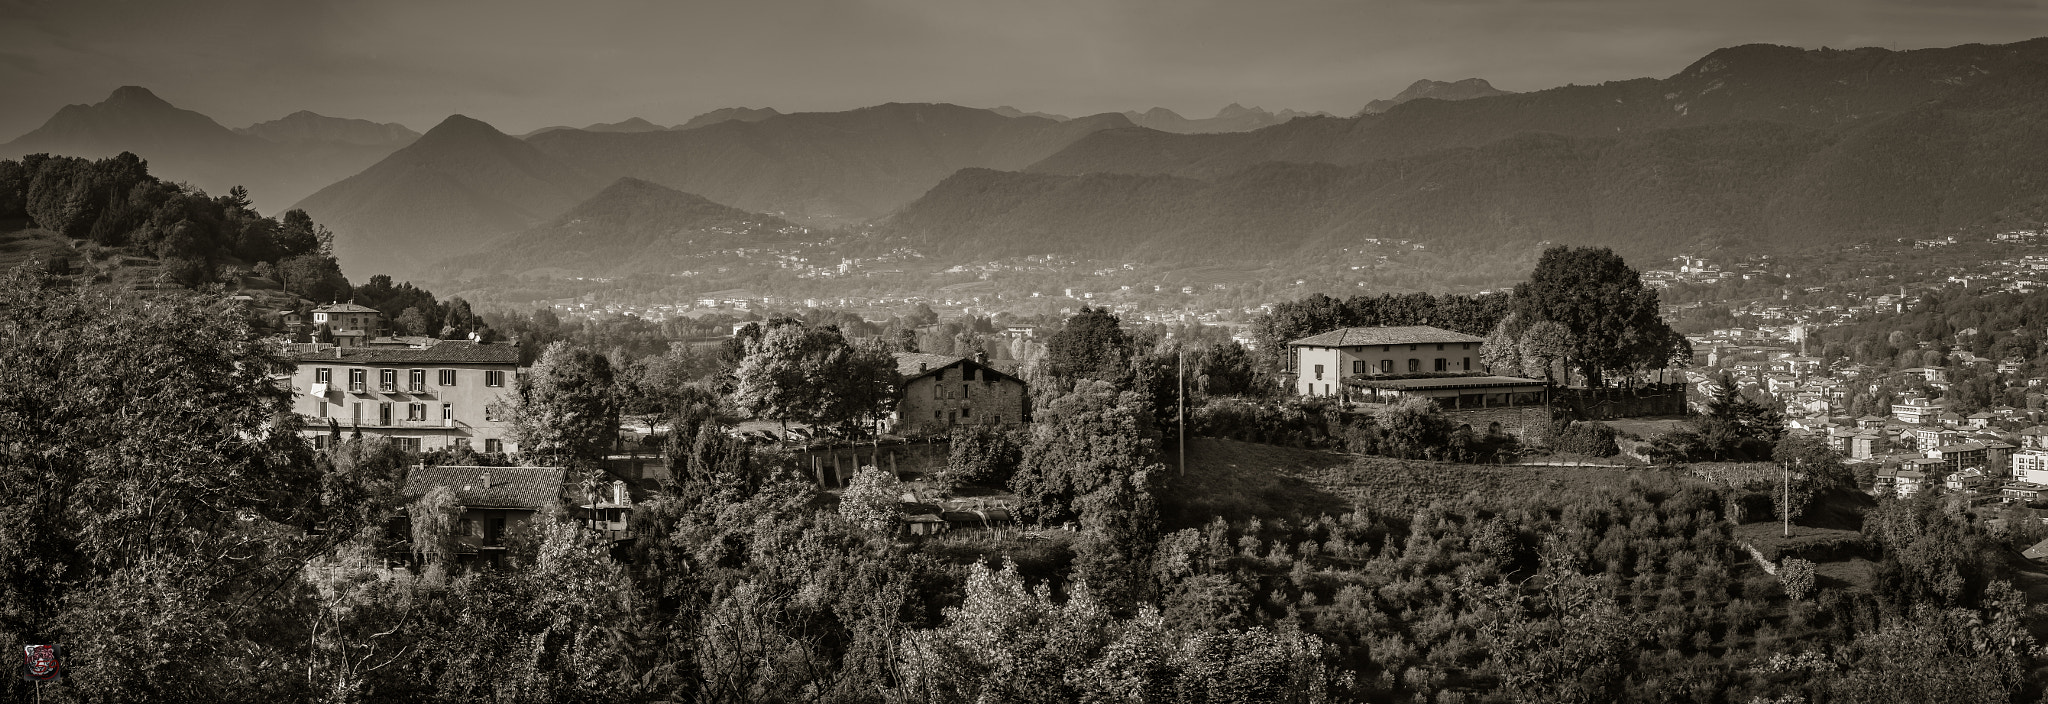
[439,369,457,386]
[1408,359,1420,373]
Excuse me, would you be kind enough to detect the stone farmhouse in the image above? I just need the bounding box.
[890,352,1029,437]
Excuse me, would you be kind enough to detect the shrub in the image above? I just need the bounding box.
[840,465,904,534]
[936,425,1025,490]
[1549,419,1620,457]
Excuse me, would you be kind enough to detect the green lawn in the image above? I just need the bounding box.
[1164,437,1642,529]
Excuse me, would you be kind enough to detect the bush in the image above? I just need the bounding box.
[840,466,904,534]
[1779,557,1816,601]
[1549,419,1620,457]
[937,425,1025,490]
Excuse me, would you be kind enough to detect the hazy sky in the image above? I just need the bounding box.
[2,0,2044,138]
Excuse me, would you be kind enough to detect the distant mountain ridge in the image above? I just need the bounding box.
[522,102,1136,222]
[436,177,803,277]
[521,117,669,138]
[1121,104,1328,133]
[890,49,2048,263]
[237,111,419,146]
[674,107,781,131]
[1026,39,2048,179]
[293,115,603,278]
[296,103,1135,277]
[1359,79,1513,115]
[2,87,413,210]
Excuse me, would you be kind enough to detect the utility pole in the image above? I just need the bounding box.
[1178,345,1187,477]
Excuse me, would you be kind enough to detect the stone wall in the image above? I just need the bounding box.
[1441,405,1551,441]
[800,441,954,487]
[1554,388,1686,420]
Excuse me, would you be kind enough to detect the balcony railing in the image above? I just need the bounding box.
[300,414,460,429]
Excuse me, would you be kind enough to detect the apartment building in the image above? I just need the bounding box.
[288,340,521,453]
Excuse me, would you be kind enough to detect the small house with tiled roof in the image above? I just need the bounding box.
[1287,326,1486,398]
[890,352,1028,437]
[287,340,521,454]
[403,465,568,567]
[312,302,384,347]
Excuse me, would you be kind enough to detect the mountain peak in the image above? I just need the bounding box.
[583,117,664,133]
[1359,78,1514,115]
[1215,103,1262,119]
[674,106,782,131]
[104,85,171,108]
[420,114,507,141]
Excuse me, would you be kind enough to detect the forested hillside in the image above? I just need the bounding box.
[0,151,349,299]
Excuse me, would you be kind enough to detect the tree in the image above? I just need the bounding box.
[1481,313,1526,375]
[941,424,1025,490]
[1512,246,1676,387]
[1011,380,1163,525]
[394,307,430,337]
[1517,320,1573,385]
[732,320,891,437]
[508,341,621,467]
[1043,307,1133,385]
[441,297,477,339]
[840,466,904,534]
[1374,396,1452,460]
[818,340,900,436]
[1697,375,1785,460]
[0,263,321,700]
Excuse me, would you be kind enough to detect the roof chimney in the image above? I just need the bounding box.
[974,351,988,365]
[479,471,491,489]
[333,346,342,359]
[919,362,928,372]
[613,480,627,506]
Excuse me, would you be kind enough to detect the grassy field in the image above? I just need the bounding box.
[0,223,72,273]
[1163,437,1640,529]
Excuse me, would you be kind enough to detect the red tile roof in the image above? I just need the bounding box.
[405,465,565,510]
[291,340,519,365]
[1288,325,1485,347]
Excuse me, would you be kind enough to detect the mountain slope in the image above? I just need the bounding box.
[891,61,2048,264]
[2,87,411,210]
[1359,79,1514,114]
[436,177,803,277]
[523,103,1136,223]
[1028,39,2048,179]
[292,115,602,278]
